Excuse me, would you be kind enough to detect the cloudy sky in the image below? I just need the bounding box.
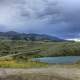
[0,0,80,39]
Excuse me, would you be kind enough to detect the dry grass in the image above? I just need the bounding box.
[0,73,72,80]
[0,60,48,68]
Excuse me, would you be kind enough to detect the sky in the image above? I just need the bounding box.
[0,0,80,39]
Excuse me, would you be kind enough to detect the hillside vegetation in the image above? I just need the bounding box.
[0,40,79,68]
[0,40,80,59]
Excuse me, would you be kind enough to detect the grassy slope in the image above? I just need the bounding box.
[0,40,80,58]
[0,40,80,68]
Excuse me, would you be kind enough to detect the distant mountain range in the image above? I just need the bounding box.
[0,31,65,41]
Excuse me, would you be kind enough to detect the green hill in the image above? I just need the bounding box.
[0,40,80,60]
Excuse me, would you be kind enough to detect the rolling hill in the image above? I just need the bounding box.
[0,31,64,41]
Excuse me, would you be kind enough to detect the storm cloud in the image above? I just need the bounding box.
[0,0,80,38]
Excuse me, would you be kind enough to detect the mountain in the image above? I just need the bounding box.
[0,31,65,41]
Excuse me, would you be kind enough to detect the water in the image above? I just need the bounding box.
[32,56,80,64]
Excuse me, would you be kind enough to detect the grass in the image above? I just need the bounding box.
[0,40,80,58]
[0,40,80,68]
[0,59,48,68]
[0,40,80,80]
[0,73,72,80]
[0,40,79,57]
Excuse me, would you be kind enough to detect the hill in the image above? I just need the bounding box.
[0,31,64,41]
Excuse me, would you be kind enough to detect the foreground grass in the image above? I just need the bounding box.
[0,63,79,80]
[0,60,48,68]
[0,73,71,80]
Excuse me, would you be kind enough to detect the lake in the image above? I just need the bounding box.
[32,56,80,64]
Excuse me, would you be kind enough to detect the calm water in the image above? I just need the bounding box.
[32,56,80,64]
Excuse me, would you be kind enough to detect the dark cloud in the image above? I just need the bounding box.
[0,0,80,38]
